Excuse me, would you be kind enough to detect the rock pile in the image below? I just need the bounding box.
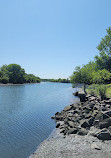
[52,95,111,140]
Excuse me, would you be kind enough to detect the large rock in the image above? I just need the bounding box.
[78,128,88,135]
[67,121,75,128]
[89,96,96,102]
[78,91,86,102]
[73,91,78,96]
[97,129,111,140]
[93,120,99,128]
[108,126,111,133]
[106,104,111,109]
[104,99,111,104]
[56,123,60,128]
[103,110,111,118]
[99,118,111,129]
[88,117,95,126]
[67,128,78,134]
[80,120,90,128]
[64,106,72,111]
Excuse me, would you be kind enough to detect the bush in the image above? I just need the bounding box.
[86,84,99,96]
[97,84,107,100]
[89,89,95,96]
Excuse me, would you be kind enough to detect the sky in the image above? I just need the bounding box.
[0,0,111,79]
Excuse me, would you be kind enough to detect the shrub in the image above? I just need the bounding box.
[98,84,106,100]
[89,89,95,96]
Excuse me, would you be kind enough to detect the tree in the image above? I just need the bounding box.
[95,27,111,72]
[92,69,111,84]
[70,62,97,84]
[97,27,111,55]
[24,74,41,83]
[6,64,25,84]
[1,77,9,84]
[70,66,82,83]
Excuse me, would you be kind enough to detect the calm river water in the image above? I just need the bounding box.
[0,82,78,158]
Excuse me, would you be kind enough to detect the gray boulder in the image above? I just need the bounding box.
[103,110,111,118]
[97,129,111,140]
[67,128,78,134]
[104,99,111,104]
[80,120,90,128]
[56,123,60,128]
[99,118,111,129]
[64,105,72,111]
[67,121,75,128]
[78,91,86,102]
[78,128,88,135]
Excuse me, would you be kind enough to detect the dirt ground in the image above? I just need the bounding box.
[29,128,111,158]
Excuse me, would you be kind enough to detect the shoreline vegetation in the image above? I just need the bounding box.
[70,27,111,85]
[0,64,41,84]
[41,78,70,83]
[0,64,70,85]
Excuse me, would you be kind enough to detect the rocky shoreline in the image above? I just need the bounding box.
[52,94,111,140]
[30,93,111,158]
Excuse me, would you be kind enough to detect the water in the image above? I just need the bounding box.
[0,82,78,158]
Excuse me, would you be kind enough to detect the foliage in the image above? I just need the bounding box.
[41,78,70,83]
[97,84,107,100]
[92,69,111,84]
[86,84,107,100]
[70,62,97,84]
[97,27,111,55]
[6,64,25,84]
[106,86,111,98]
[95,27,111,72]
[70,27,111,85]
[86,84,99,96]
[0,64,41,84]
[24,74,41,83]
[0,76,9,84]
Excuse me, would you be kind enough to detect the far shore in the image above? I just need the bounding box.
[0,82,71,86]
[0,83,40,86]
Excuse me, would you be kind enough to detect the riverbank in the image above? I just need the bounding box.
[30,94,111,158]
[29,128,111,158]
[0,83,40,86]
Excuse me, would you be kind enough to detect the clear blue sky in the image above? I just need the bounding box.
[0,0,111,79]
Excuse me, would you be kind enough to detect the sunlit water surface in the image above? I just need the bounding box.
[0,82,78,158]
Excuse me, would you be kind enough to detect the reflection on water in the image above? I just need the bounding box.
[0,82,77,158]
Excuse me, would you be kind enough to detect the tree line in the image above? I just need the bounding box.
[41,78,70,83]
[0,64,41,84]
[70,27,111,85]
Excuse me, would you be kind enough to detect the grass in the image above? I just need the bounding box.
[106,86,111,98]
[86,84,111,99]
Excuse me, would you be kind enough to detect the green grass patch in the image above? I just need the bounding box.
[86,84,111,99]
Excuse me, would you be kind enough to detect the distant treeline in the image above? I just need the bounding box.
[41,78,70,83]
[0,64,41,84]
[70,27,111,85]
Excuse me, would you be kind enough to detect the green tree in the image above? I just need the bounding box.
[24,74,41,83]
[92,69,111,84]
[6,64,25,84]
[70,66,82,83]
[97,27,111,55]
[1,76,9,84]
[70,62,96,84]
[95,27,111,71]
